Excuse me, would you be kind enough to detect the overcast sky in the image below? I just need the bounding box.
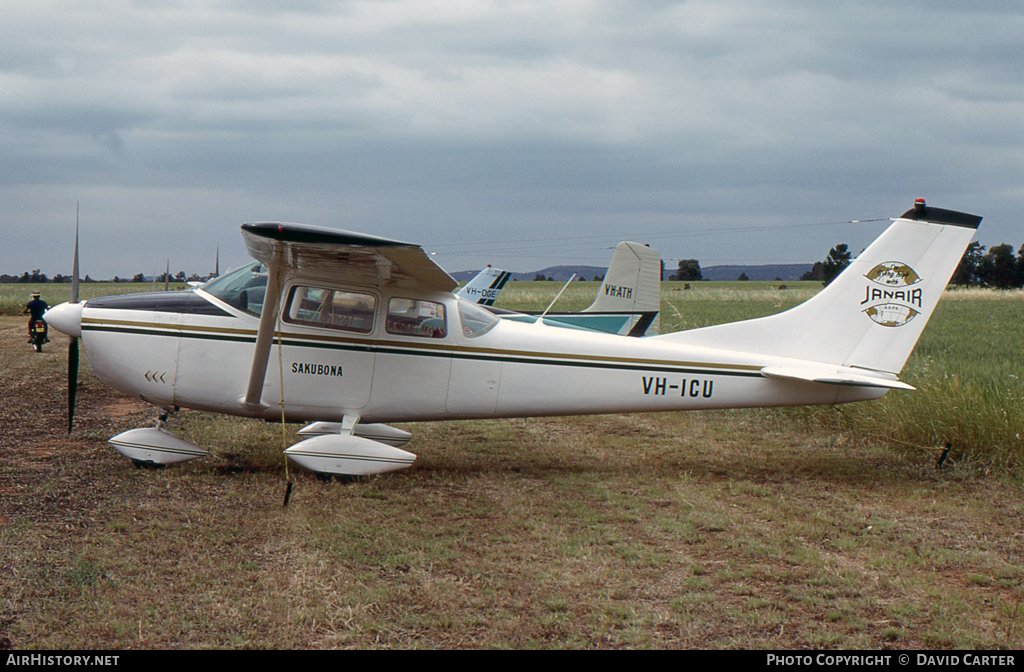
[2,0,1022,279]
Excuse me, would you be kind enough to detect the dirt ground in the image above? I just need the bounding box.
[0,332,145,523]
[2,316,1023,650]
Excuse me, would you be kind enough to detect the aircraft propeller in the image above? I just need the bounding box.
[67,207,80,433]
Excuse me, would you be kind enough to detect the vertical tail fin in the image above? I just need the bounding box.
[583,241,662,335]
[656,201,981,374]
[456,266,511,306]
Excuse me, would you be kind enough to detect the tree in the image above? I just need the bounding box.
[821,244,851,286]
[737,272,749,281]
[671,259,702,281]
[950,241,986,286]
[983,243,1018,289]
[800,261,824,282]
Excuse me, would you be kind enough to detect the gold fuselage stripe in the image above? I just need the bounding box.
[81,315,763,375]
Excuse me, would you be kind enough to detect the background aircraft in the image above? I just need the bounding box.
[458,241,662,336]
[455,266,511,306]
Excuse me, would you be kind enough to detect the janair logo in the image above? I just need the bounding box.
[864,262,921,287]
[861,262,922,328]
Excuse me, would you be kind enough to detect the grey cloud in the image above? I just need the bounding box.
[1,1,1021,279]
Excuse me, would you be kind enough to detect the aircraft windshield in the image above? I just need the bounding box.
[200,262,268,316]
[457,298,499,338]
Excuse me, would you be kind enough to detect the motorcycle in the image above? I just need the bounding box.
[29,319,48,353]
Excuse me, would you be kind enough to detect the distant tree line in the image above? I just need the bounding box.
[0,270,207,284]
[8,242,1023,289]
[800,240,1024,289]
[0,270,97,284]
[948,241,1024,288]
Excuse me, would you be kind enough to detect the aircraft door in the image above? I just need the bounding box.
[370,295,453,420]
[446,299,502,416]
[277,284,376,415]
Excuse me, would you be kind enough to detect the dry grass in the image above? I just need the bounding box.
[2,286,1024,649]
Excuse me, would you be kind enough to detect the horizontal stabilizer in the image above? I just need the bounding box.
[760,365,915,390]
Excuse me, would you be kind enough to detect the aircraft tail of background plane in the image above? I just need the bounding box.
[456,265,512,306]
[654,200,981,375]
[582,241,662,335]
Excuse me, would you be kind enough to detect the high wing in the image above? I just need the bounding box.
[241,222,456,293]
[239,222,457,407]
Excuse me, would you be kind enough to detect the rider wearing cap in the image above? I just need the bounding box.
[22,291,50,343]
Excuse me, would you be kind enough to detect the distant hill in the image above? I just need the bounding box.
[699,264,811,282]
[451,265,607,283]
[452,263,812,283]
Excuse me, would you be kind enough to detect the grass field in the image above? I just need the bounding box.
[1,281,1022,649]
[0,282,185,316]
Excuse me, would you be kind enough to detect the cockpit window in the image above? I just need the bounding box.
[200,262,268,316]
[457,298,500,338]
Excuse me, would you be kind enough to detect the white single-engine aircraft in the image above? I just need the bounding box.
[458,241,662,337]
[45,199,980,480]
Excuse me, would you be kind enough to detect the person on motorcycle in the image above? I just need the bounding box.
[22,291,49,344]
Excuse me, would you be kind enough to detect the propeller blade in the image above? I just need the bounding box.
[68,336,79,433]
[71,203,80,304]
[69,204,81,432]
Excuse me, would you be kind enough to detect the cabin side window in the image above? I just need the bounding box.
[386,298,447,338]
[284,286,376,334]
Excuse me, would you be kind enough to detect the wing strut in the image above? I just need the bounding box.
[244,253,286,408]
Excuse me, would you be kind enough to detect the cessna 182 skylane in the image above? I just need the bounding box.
[457,241,662,337]
[44,199,980,479]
